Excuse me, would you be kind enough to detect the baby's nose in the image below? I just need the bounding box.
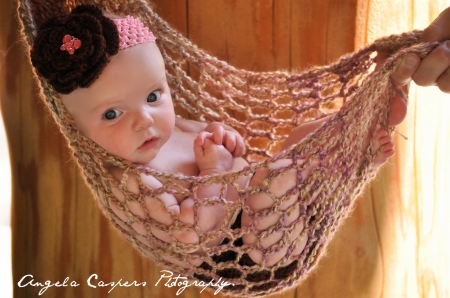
[133,109,154,131]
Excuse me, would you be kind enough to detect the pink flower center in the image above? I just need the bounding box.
[60,34,82,55]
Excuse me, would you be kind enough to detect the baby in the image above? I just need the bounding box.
[31,5,400,267]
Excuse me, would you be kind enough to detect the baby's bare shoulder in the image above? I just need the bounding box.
[174,117,207,133]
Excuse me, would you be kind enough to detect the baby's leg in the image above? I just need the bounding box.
[240,119,329,266]
[282,116,334,150]
[284,86,407,150]
[241,159,316,266]
[241,94,405,266]
[241,128,393,266]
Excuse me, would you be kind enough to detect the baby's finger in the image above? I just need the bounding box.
[193,138,205,157]
[224,136,237,154]
[196,131,212,145]
[213,126,225,145]
[233,138,245,157]
[203,138,215,149]
[194,134,203,145]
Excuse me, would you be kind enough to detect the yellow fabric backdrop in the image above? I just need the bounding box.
[1,0,449,297]
[357,1,450,297]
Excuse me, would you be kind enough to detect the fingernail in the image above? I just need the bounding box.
[404,54,419,69]
[445,40,450,50]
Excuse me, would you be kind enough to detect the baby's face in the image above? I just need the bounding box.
[60,42,175,164]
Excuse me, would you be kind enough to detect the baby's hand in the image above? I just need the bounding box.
[194,133,233,174]
[203,123,245,157]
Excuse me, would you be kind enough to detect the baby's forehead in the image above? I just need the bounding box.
[58,84,102,111]
[60,43,165,109]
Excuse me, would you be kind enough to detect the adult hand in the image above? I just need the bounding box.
[381,6,450,126]
[391,6,450,91]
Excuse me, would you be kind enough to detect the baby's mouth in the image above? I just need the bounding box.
[138,138,159,151]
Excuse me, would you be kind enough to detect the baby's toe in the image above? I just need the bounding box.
[378,135,393,147]
[374,143,394,165]
[382,140,394,154]
[372,129,389,149]
[371,129,395,168]
[374,128,389,139]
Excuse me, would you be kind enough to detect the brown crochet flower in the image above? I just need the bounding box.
[30,5,119,94]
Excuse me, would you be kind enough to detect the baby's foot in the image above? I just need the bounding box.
[388,90,408,126]
[371,129,395,168]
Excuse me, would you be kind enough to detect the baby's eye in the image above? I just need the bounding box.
[147,90,161,103]
[103,109,121,120]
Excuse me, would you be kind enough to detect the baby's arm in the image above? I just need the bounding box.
[282,116,333,150]
[192,134,235,246]
[176,124,246,247]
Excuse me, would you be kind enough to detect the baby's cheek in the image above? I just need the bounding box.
[91,128,132,161]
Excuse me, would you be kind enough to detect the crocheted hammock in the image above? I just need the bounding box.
[18,0,437,296]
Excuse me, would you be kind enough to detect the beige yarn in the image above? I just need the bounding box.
[17,0,438,296]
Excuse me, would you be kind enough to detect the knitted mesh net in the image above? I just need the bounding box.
[17,0,437,296]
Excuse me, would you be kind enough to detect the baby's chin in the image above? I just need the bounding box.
[127,154,155,167]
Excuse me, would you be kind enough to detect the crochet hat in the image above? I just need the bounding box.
[30,5,156,94]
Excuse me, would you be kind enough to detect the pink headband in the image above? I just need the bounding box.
[113,16,157,50]
[32,5,159,94]
[61,16,156,55]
